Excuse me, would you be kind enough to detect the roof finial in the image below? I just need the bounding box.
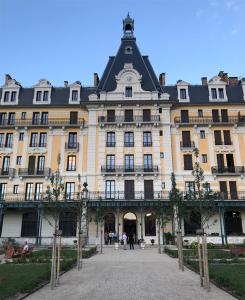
[123,13,134,39]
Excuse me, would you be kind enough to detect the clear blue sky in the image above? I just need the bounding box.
[0,0,244,87]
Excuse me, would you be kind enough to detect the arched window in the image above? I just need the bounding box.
[225,211,243,236]
[184,210,201,235]
[21,212,38,237]
[59,212,76,237]
[145,213,156,236]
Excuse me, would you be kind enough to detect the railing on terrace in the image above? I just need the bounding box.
[1,191,245,202]
[180,141,195,149]
[211,166,245,175]
[65,142,80,151]
[0,168,15,177]
[98,115,160,124]
[18,168,51,177]
[101,165,159,174]
[0,118,85,128]
[174,115,245,125]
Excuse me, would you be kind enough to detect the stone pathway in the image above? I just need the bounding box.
[27,246,235,300]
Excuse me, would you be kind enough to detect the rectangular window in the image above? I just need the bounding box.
[183,154,193,170]
[0,183,7,200]
[16,156,22,165]
[221,109,228,122]
[217,154,225,172]
[43,91,49,101]
[180,88,187,99]
[72,90,78,101]
[39,132,47,147]
[144,154,153,171]
[218,88,224,99]
[21,112,27,120]
[124,132,134,147]
[0,113,7,125]
[144,180,154,200]
[28,156,36,175]
[13,185,19,194]
[2,156,10,174]
[143,131,152,147]
[124,110,133,122]
[68,132,77,148]
[229,181,238,199]
[0,133,4,147]
[125,87,132,97]
[8,113,15,125]
[37,156,45,174]
[212,109,219,122]
[36,91,42,101]
[182,131,191,147]
[107,110,115,122]
[226,154,235,172]
[125,155,134,172]
[200,130,205,139]
[30,132,38,147]
[185,181,195,194]
[159,130,163,136]
[106,132,115,147]
[223,130,231,145]
[143,109,151,122]
[198,109,203,117]
[180,110,189,123]
[32,112,40,125]
[106,180,115,199]
[3,91,10,102]
[41,112,48,125]
[202,154,208,163]
[67,155,76,171]
[65,182,75,200]
[11,91,17,102]
[211,88,217,99]
[70,111,78,124]
[25,183,33,201]
[125,180,135,200]
[5,133,13,148]
[106,155,115,171]
[214,130,222,145]
[35,183,43,200]
[19,132,24,141]
[219,181,228,199]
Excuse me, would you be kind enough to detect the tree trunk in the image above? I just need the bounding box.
[50,232,56,289]
[100,223,103,254]
[158,221,161,254]
[77,215,81,270]
[197,235,204,287]
[202,233,210,291]
[56,234,61,286]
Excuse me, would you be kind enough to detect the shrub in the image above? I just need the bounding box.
[190,241,198,249]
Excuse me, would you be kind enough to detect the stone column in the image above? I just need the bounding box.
[87,109,97,191]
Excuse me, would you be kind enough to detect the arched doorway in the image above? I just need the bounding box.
[225,211,243,236]
[123,212,137,238]
[104,213,115,233]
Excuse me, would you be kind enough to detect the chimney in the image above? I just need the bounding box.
[5,74,12,84]
[201,77,208,86]
[218,71,229,83]
[159,73,165,86]
[64,81,68,88]
[229,77,239,86]
[93,73,99,87]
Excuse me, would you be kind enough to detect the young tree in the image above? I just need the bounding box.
[94,197,105,254]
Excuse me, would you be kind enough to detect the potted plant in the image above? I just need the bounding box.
[150,239,155,246]
[140,239,146,249]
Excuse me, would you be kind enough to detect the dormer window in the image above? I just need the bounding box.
[218,88,224,99]
[4,91,10,102]
[125,86,132,97]
[1,75,20,105]
[208,75,228,101]
[72,90,78,101]
[125,46,133,54]
[11,91,16,102]
[36,91,42,101]
[211,88,217,99]
[43,91,49,101]
[33,79,52,105]
[180,89,187,100]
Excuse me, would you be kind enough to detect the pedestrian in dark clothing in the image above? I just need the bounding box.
[129,234,134,250]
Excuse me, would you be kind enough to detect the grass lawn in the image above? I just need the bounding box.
[0,263,50,300]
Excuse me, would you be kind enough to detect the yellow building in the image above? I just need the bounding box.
[0,15,245,246]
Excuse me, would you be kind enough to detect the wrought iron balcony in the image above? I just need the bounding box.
[29,143,47,148]
[180,141,195,149]
[211,166,245,175]
[0,168,15,177]
[18,168,51,177]
[87,191,168,201]
[0,118,85,128]
[0,143,13,149]
[106,141,116,147]
[124,142,134,147]
[101,165,159,175]
[98,115,160,125]
[174,115,245,126]
[65,142,79,151]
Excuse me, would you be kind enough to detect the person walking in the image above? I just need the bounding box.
[122,232,127,250]
[104,232,109,245]
[129,233,134,250]
[109,231,112,245]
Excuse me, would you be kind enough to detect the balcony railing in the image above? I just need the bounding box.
[101,165,159,174]
[211,166,245,175]
[106,142,116,147]
[65,142,79,151]
[180,141,195,149]
[98,115,160,125]
[124,142,134,147]
[0,118,85,128]
[29,143,47,148]
[174,115,245,126]
[0,143,13,149]
[18,168,51,177]
[0,168,15,177]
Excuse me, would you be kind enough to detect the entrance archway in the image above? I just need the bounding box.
[104,213,115,233]
[123,212,137,239]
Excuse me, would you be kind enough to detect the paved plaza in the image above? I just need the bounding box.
[27,246,235,300]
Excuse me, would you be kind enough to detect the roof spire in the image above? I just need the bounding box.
[123,13,134,39]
